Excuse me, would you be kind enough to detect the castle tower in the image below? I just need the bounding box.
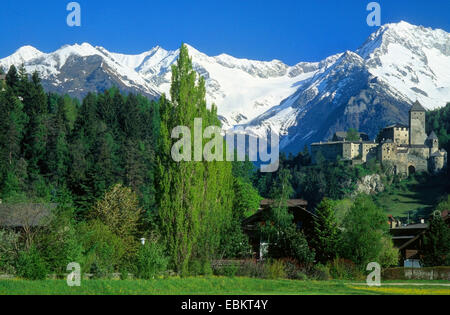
[409,101,427,146]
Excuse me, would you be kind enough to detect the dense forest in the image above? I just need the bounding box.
[0,46,448,281]
[427,102,450,156]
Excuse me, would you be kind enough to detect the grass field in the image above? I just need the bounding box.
[0,277,449,295]
[372,174,447,219]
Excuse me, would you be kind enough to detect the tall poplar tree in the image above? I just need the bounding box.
[157,44,234,275]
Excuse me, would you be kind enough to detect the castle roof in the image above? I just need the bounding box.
[384,123,409,129]
[427,131,438,140]
[410,100,426,112]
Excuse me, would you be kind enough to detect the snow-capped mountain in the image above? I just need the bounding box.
[0,42,338,129]
[1,21,449,153]
[241,21,450,152]
[0,43,160,99]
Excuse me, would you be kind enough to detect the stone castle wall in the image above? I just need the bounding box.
[310,102,447,175]
[410,111,427,145]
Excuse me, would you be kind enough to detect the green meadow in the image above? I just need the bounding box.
[0,277,448,295]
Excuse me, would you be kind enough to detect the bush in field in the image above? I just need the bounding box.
[91,184,142,259]
[237,260,267,278]
[309,264,331,281]
[16,246,48,280]
[327,258,363,280]
[379,236,399,268]
[135,240,169,280]
[273,225,315,265]
[213,262,239,278]
[265,260,287,279]
[78,220,126,276]
[0,229,21,274]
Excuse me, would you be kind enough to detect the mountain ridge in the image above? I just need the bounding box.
[1,21,449,153]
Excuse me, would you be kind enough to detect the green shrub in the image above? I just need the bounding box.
[237,260,266,278]
[135,241,168,280]
[328,258,362,280]
[295,272,308,281]
[379,237,400,268]
[188,260,202,276]
[310,264,331,281]
[282,258,301,279]
[220,222,253,259]
[265,260,287,279]
[0,229,21,275]
[213,262,239,277]
[16,246,48,280]
[78,220,126,277]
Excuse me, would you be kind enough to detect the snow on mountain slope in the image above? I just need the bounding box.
[134,44,340,128]
[0,43,160,98]
[0,43,332,128]
[241,21,450,152]
[358,21,450,110]
[0,46,45,66]
[1,21,449,154]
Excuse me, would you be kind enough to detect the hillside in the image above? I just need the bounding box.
[372,173,449,221]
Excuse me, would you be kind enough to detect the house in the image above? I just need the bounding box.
[242,199,316,259]
[390,211,450,267]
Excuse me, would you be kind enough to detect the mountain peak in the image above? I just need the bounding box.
[182,43,202,55]
[12,45,44,61]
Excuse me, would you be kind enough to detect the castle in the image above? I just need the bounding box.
[311,101,448,176]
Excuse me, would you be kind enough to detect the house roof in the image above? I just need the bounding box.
[410,100,427,112]
[260,199,308,208]
[0,203,55,228]
[243,199,314,230]
[393,223,428,230]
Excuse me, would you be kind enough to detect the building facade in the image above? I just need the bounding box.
[311,101,448,176]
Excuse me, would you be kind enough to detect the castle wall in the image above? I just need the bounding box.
[343,142,361,160]
[408,146,430,160]
[361,143,379,161]
[380,127,409,145]
[431,156,445,174]
[410,111,427,145]
[312,141,380,164]
[310,105,445,176]
[379,142,397,161]
[430,139,439,155]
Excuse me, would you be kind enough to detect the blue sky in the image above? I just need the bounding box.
[1,0,449,65]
